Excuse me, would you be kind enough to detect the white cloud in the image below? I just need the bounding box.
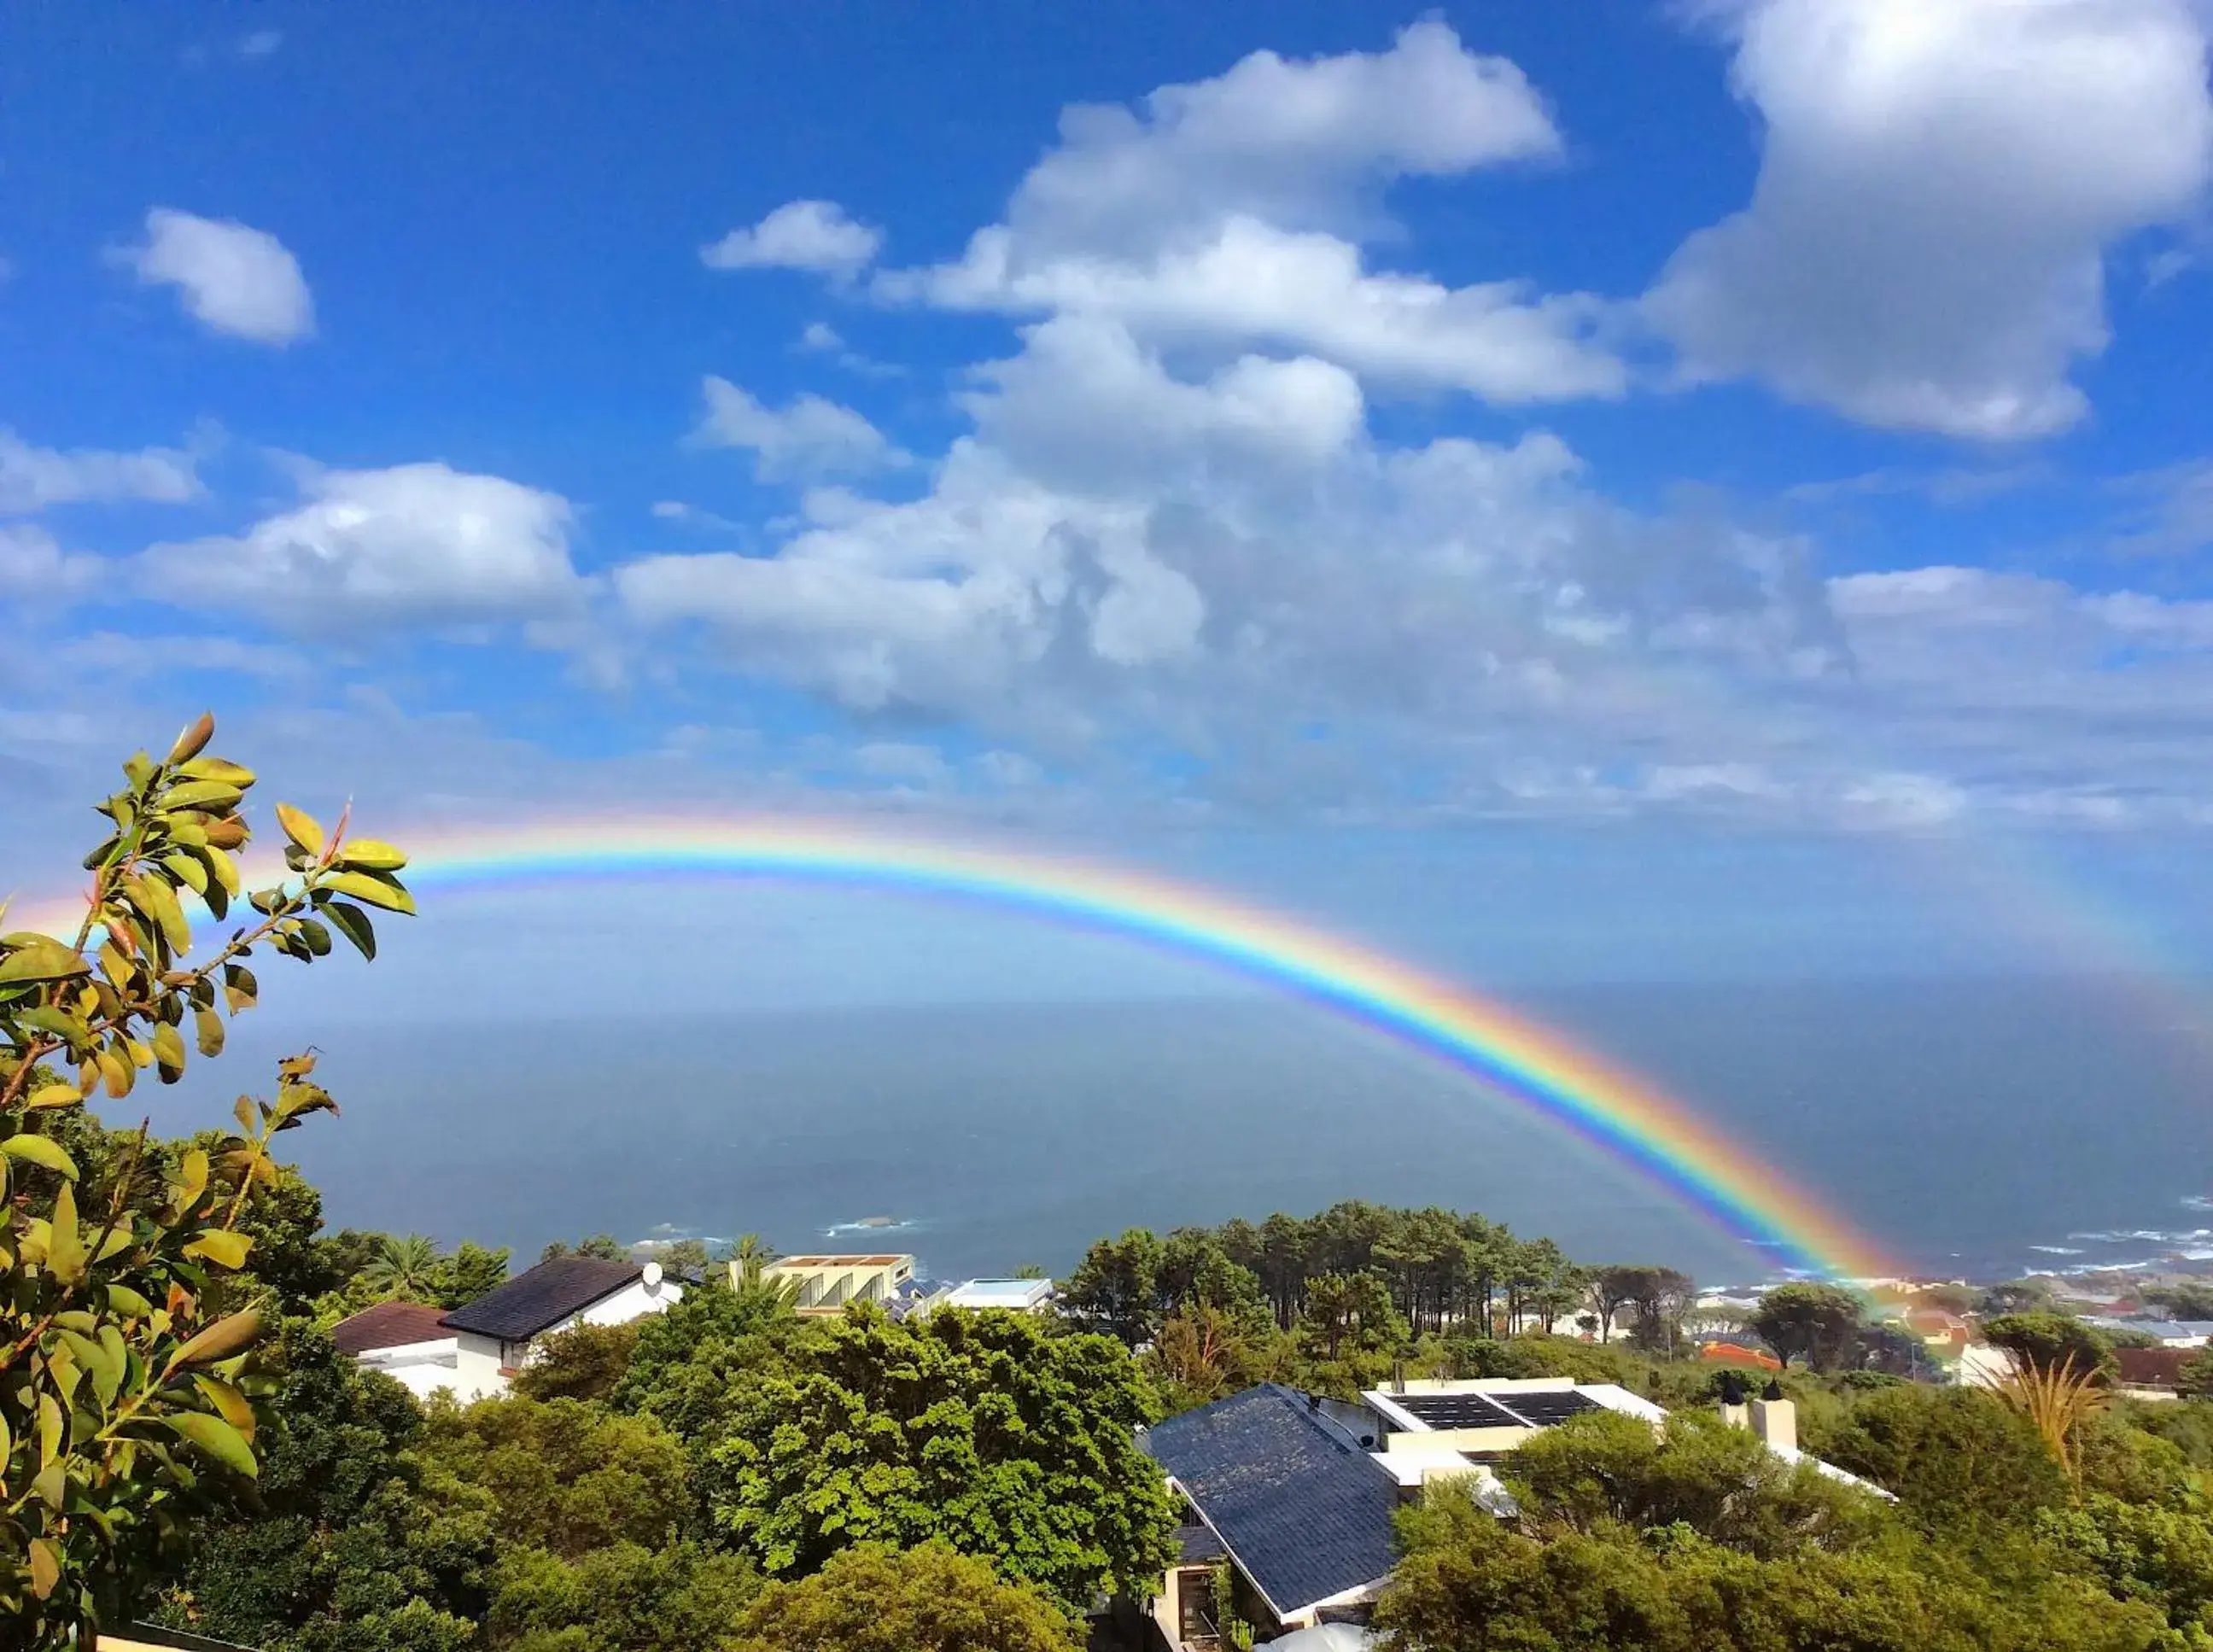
[1647,0,2213,438]
[879,22,1622,406]
[620,310,1828,737]
[139,461,585,628]
[690,377,905,480]
[237,30,283,58]
[0,524,97,602]
[701,200,883,277]
[115,208,315,345]
[0,429,203,515]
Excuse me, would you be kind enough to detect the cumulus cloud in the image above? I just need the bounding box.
[114,208,315,345]
[1647,0,2213,438]
[701,200,883,277]
[880,21,1623,406]
[139,461,585,628]
[0,429,203,515]
[690,377,905,480]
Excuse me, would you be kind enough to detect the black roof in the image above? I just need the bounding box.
[441,1256,641,1340]
[1144,1385,1399,1618]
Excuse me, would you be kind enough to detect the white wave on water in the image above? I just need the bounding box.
[2029,1246,2086,1255]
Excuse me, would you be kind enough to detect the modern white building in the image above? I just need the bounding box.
[754,1252,914,1315]
[930,1277,1058,1313]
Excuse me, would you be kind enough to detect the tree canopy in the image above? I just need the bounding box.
[704,1305,1177,1613]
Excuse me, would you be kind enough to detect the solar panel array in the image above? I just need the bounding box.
[1493,1389,1602,1427]
[1391,1388,1606,1429]
[1392,1392,1527,1429]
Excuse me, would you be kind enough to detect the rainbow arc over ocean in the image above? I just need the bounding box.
[18,816,1895,1280]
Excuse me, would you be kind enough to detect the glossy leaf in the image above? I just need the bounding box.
[181,1229,252,1270]
[170,1305,263,1368]
[164,1410,258,1479]
[275,801,325,858]
[318,870,417,915]
[0,1135,79,1180]
[322,901,376,960]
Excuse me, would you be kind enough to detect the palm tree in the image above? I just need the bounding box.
[727,1232,777,1283]
[359,1233,441,1299]
[1994,1351,2107,1486]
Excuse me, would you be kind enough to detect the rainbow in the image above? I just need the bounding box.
[15,816,1894,1279]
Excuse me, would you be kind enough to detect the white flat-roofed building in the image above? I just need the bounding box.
[755,1253,915,1315]
[933,1277,1057,1312]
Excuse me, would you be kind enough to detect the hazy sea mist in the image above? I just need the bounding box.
[152,977,2213,1287]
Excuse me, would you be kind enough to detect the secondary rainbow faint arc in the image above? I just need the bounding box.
[17,817,1895,1280]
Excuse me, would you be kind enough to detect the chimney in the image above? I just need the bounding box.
[1717,1369,1749,1432]
[1750,1381,1796,1454]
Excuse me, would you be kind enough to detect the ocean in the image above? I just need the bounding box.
[153,976,2213,1289]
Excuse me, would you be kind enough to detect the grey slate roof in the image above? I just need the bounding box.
[1144,1384,1399,1619]
[441,1256,640,1340]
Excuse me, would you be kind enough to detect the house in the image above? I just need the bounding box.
[1697,1340,1782,1370]
[330,1300,461,1401]
[2117,1346,2194,1399]
[930,1277,1058,1313]
[1903,1309,1971,1355]
[1135,1375,1887,1646]
[438,1255,683,1400]
[1142,1385,1400,1645]
[106,1627,264,1651]
[752,1252,914,1314]
[2087,1317,2213,1348]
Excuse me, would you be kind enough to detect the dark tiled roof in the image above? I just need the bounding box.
[330,1299,453,1355]
[441,1256,640,1340]
[1175,1522,1229,1564]
[1145,1384,1398,1618]
[2117,1346,2193,1388]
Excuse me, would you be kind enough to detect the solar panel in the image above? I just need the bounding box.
[1492,1390,1602,1427]
[1392,1392,1527,1429]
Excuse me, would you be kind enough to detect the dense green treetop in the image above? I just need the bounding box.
[704,1305,1177,1614]
[726,1544,1080,1652]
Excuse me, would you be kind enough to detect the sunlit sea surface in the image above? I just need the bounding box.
[157,978,2213,1289]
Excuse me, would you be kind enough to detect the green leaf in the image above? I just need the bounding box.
[161,779,244,812]
[192,1374,255,1439]
[37,1392,61,1464]
[176,756,254,787]
[223,962,260,1013]
[161,851,209,896]
[322,901,376,960]
[47,1180,84,1283]
[318,870,416,915]
[164,1410,257,1479]
[170,1305,262,1369]
[15,1007,89,1046]
[275,802,324,858]
[131,874,190,954]
[25,1084,85,1112]
[106,1283,152,1317]
[0,941,90,985]
[152,1022,187,1083]
[182,1229,252,1270]
[0,1135,78,1180]
[336,838,409,870]
[194,1006,225,1059]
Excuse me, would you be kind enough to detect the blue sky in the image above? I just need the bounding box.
[7,1,2213,999]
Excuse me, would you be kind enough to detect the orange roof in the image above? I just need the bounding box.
[1698,1341,1782,1370]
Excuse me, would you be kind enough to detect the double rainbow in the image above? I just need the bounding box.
[16,816,1894,1279]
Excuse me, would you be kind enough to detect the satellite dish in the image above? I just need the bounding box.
[642,1261,663,1288]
